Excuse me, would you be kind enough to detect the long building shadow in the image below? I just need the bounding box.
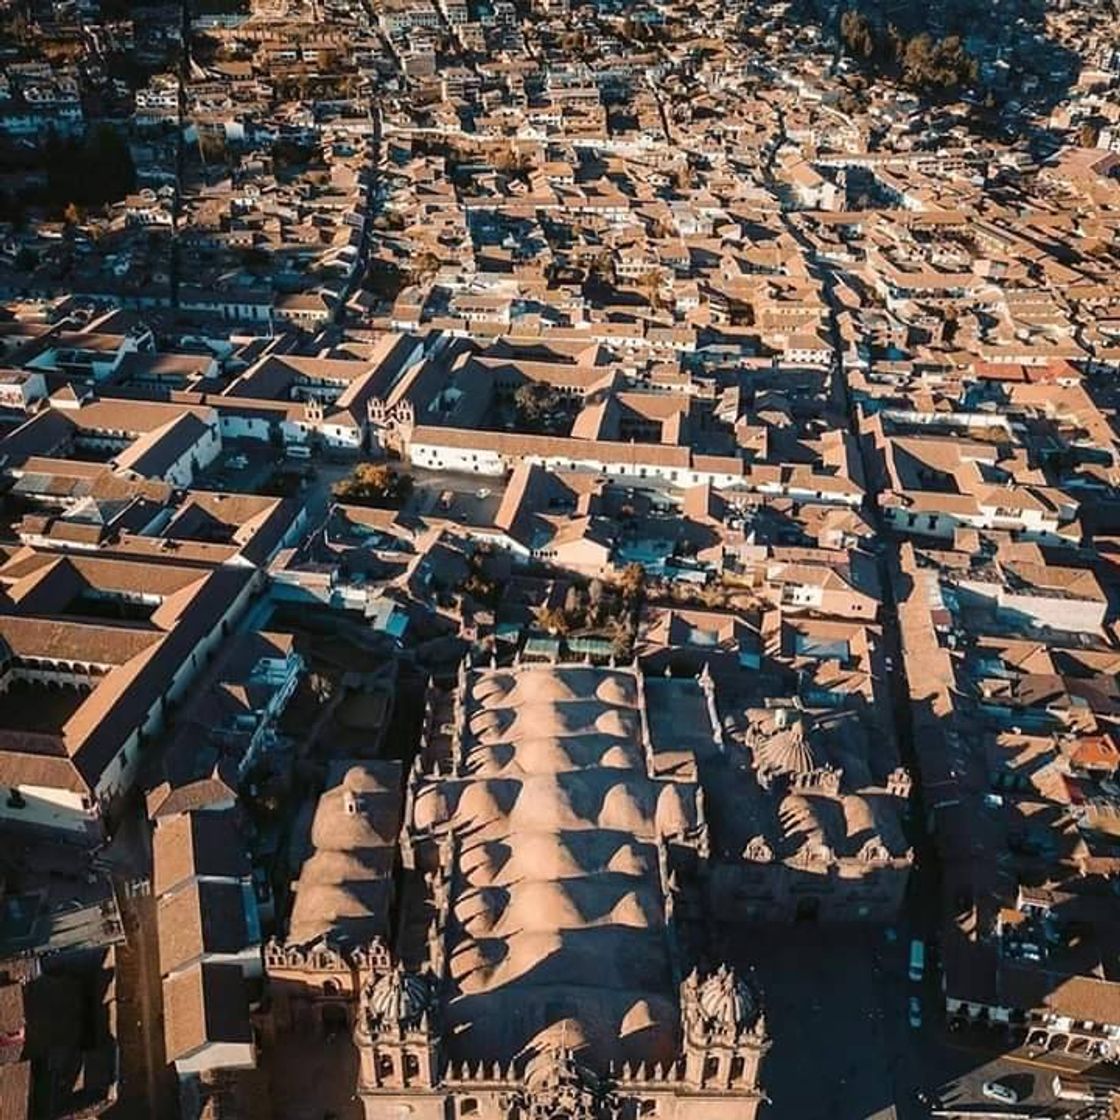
[719,922,1043,1120]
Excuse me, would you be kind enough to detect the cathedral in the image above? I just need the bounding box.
[349,659,768,1120]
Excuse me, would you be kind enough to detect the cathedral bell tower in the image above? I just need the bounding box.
[355,967,439,1091]
[681,965,769,1093]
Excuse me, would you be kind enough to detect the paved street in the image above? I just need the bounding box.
[721,924,913,1120]
[719,923,1078,1120]
[262,1030,363,1120]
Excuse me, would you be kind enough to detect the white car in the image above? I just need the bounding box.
[908,996,922,1029]
[981,1081,1019,1105]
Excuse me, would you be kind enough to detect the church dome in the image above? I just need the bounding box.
[696,965,758,1030]
[365,969,431,1031]
[522,1018,600,1090]
[755,713,820,777]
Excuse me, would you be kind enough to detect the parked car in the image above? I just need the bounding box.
[908,996,922,1029]
[982,1081,1020,1105]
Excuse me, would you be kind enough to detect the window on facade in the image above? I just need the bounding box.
[730,1057,746,1081]
[639,1102,657,1117]
[703,1057,719,1080]
[405,1054,420,1077]
[461,1101,479,1117]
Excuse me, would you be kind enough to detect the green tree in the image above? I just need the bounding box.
[332,463,413,508]
[409,251,441,286]
[514,382,563,429]
[835,12,977,96]
[363,260,408,303]
[840,9,874,58]
[607,615,635,658]
[463,572,499,606]
[535,605,571,635]
[1078,121,1100,148]
[587,249,617,286]
[616,563,646,603]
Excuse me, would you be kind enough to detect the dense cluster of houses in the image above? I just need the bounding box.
[0,0,1119,1115]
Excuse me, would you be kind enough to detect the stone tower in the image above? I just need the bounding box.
[681,965,769,1093]
[355,967,439,1092]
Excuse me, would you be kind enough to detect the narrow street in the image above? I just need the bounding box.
[110,886,176,1120]
[334,100,383,327]
[746,94,956,1120]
